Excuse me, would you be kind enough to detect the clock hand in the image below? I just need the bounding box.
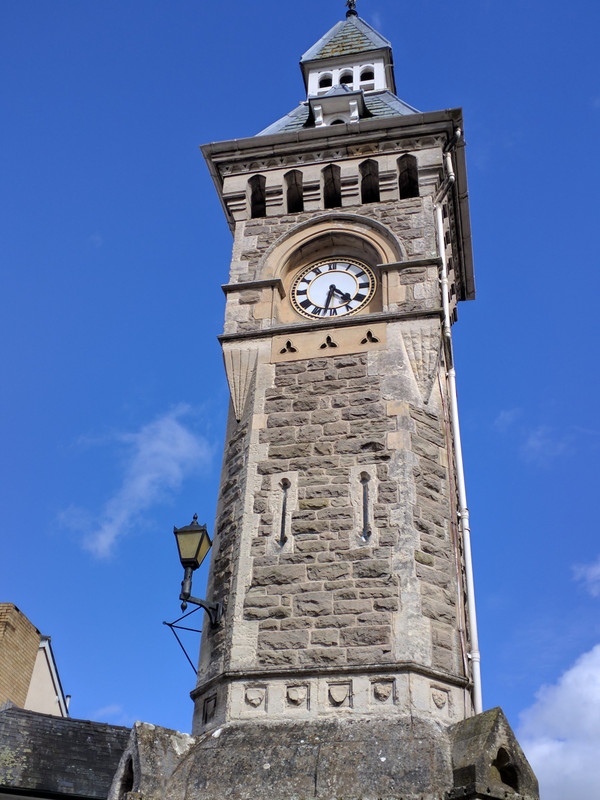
[323,284,336,313]
[332,286,352,304]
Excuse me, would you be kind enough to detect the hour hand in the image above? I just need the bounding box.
[332,286,351,304]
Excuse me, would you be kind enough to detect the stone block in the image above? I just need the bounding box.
[257,630,309,651]
[253,565,306,586]
[294,592,333,617]
[307,563,351,582]
[333,599,373,615]
[353,559,390,579]
[340,626,390,647]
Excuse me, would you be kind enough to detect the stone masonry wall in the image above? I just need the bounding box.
[238,350,463,678]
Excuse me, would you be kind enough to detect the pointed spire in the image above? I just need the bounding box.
[346,0,358,17]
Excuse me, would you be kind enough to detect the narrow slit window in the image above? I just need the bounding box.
[360,472,371,541]
[398,155,419,199]
[279,478,291,546]
[360,159,380,204]
[322,164,341,209]
[248,174,266,218]
[285,170,304,213]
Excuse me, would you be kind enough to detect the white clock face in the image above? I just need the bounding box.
[290,259,376,320]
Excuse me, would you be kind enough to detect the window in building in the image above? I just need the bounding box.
[339,70,353,85]
[318,73,333,89]
[360,159,380,204]
[322,164,342,209]
[360,67,374,81]
[285,170,304,214]
[330,119,345,125]
[248,174,266,218]
[398,154,419,199]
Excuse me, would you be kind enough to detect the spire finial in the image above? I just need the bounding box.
[346,0,358,17]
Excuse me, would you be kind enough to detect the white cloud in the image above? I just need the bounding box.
[92,703,134,726]
[518,644,600,800]
[573,557,600,597]
[493,407,521,432]
[61,405,212,558]
[520,425,570,466]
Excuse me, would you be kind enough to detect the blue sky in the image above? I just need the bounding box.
[1,1,599,797]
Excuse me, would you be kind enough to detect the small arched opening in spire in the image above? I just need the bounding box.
[339,70,354,86]
[491,748,520,793]
[248,174,266,218]
[318,73,333,89]
[285,170,304,214]
[398,154,419,199]
[322,164,342,209]
[360,160,380,204]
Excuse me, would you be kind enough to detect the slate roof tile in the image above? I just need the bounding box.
[301,16,391,62]
[0,705,130,799]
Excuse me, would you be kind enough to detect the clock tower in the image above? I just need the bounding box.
[109,8,540,800]
[195,8,479,735]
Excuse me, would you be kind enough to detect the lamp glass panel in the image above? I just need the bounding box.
[176,530,202,564]
[196,530,212,567]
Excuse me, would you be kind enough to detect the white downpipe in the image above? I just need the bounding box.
[434,137,483,715]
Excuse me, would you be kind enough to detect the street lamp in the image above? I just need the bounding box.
[173,514,222,626]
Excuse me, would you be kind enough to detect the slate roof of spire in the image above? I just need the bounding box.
[301,15,391,62]
[257,91,419,137]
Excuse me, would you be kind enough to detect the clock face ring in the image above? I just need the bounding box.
[290,258,376,320]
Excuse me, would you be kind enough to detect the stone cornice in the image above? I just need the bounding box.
[221,278,285,299]
[190,659,470,700]
[218,307,443,344]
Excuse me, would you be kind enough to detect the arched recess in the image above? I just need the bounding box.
[248,174,266,218]
[258,214,405,325]
[260,214,405,282]
[398,154,419,199]
[285,170,304,214]
[322,164,342,209]
[360,159,380,204]
[490,747,520,792]
[118,758,134,800]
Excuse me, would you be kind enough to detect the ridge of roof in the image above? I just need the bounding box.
[301,15,391,63]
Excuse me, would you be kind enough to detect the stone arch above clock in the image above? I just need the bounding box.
[259,213,405,282]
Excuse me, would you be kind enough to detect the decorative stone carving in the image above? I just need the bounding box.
[286,685,308,708]
[244,686,266,709]
[222,344,258,421]
[402,323,440,403]
[328,682,351,707]
[372,680,394,703]
[432,689,448,709]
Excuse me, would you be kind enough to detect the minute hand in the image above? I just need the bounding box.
[323,284,336,312]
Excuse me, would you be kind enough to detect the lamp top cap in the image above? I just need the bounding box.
[173,513,206,534]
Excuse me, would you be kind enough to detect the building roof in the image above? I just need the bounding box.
[0,705,130,799]
[300,15,391,62]
[257,91,419,136]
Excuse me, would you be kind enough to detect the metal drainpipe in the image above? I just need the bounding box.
[434,132,483,715]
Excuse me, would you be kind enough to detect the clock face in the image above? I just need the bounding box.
[290,259,376,320]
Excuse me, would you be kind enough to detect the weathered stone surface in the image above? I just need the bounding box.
[157,718,475,800]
